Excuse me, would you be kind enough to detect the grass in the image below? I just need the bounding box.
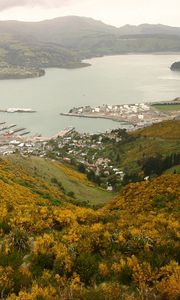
[152,104,180,111]
[119,137,180,173]
[131,120,180,139]
[164,165,180,174]
[117,121,180,173]
[7,156,113,206]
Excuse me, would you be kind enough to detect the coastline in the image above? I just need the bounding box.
[60,112,130,124]
[60,99,180,128]
[0,67,45,80]
[0,62,91,80]
[1,51,180,80]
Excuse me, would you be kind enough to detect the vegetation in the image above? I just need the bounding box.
[74,120,180,187]
[0,67,45,79]
[41,120,180,192]
[131,120,180,139]
[6,156,113,206]
[0,120,179,299]
[152,104,180,111]
[0,33,87,79]
[0,155,179,299]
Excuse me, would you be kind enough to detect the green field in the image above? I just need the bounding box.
[164,165,180,174]
[152,104,180,111]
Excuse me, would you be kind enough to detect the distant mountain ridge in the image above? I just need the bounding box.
[1,17,180,38]
[1,17,180,45]
[0,16,180,78]
[118,23,180,36]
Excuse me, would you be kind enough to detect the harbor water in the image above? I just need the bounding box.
[0,54,180,136]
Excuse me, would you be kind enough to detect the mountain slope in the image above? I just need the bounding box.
[1,17,180,45]
[0,119,179,299]
[1,156,112,206]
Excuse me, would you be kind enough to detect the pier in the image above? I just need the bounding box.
[0,108,36,113]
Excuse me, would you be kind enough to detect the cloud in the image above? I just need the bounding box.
[0,0,75,11]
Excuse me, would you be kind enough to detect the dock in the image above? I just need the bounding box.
[12,128,26,133]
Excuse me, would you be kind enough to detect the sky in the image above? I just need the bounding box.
[0,0,180,27]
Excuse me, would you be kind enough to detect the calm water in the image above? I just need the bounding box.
[0,54,180,136]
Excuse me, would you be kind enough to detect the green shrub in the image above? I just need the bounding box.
[74,253,98,285]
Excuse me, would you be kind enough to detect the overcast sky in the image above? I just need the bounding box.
[0,0,179,27]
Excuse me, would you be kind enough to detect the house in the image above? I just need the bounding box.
[107,185,113,192]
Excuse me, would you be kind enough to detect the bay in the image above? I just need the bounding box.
[0,54,180,136]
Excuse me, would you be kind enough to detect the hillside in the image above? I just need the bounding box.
[131,120,180,139]
[0,33,87,78]
[119,23,180,36]
[102,120,180,176]
[0,156,112,207]
[1,17,180,47]
[0,155,179,299]
[1,17,180,78]
[48,120,180,189]
[0,118,180,299]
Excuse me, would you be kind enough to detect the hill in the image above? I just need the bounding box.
[0,119,180,299]
[0,156,179,299]
[0,33,88,78]
[119,23,180,36]
[131,120,180,139]
[1,17,180,78]
[103,120,180,176]
[1,17,180,47]
[48,120,179,189]
[0,156,112,207]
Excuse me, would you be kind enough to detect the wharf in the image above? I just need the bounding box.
[60,100,180,128]
[60,112,128,123]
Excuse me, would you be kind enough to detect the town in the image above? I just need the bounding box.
[61,99,180,127]
[0,125,127,191]
[0,99,179,191]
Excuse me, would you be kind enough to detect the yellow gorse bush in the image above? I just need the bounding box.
[0,157,179,300]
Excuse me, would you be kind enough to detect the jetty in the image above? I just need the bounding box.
[0,108,36,113]
[12,128,26,133]
[19,131,31,136]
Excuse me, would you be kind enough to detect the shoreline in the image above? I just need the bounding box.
[60,112,131,124]
[1,51,180,80]
[0,67,45,80]
[60,99,180,127]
